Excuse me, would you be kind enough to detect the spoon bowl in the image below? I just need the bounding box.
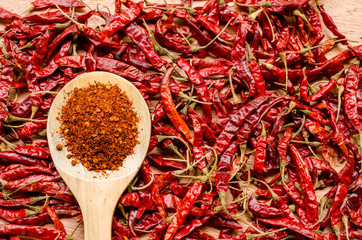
[47,71,151,240]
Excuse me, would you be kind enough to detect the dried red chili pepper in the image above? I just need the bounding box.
[164,181,203,240]
[13,145,50,160]
[289,144,319,227]
[160,66,193,143]
[1,165,53,181]
[253,122,267,179]
[124,23,167,70]
[248,196,283,218]
[214,95,270,154]
[177,58,212,123]
[28,0,85,11]
[0,151,51,168]
[102,1,143,37]
[0,8,20,20]
[0,225,66,240]
[344,65,362,131]
[330,153,355,238]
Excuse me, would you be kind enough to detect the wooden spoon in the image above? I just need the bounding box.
[47,71,151,240]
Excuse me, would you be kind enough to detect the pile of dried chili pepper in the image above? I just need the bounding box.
[0,0,361,239]
[59,83,139,171]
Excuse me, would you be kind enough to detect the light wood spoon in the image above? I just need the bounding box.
[47,71,151,240]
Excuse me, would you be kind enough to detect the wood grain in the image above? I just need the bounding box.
[0,0,361,239]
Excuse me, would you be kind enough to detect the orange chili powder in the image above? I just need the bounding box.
[59,83,139,171]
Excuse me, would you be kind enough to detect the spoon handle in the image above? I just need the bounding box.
[58,169,137,240]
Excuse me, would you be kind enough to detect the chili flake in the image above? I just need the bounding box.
[59,83,139,171]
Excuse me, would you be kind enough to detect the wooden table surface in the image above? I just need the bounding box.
[0,0,361,239]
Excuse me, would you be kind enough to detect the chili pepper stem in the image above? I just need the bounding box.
[233,1,272,8]
[293,9,312,36]
[342,215,350,240]
[249,8,263,21]
[246,227,288,239]
[336,85,344,123]
[228,67,241,104]
[178,92,212,105]
[278,52,289,92]
[132,172,154,190]
[192,19,232,52]
[54,2,84,30]
[263,10,275,42]
[290,140,321,147]
[201,148,218,184]
[143,19,180,62]
[30,91,58,95]
[300,38,347,55]
[292,114,306,138]
[16,42,34,51]
[229,144,247,180]
[0,135,15,149]
[332,225,341,240]
[5,115,47,123]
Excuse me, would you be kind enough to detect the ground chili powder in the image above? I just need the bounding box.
[59,83,139,171]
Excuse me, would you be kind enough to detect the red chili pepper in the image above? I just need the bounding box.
[190,114,207,171]
[277,126,293,182]
[36,40,71,78]
[22,9,93,24]
[248,196,283,218]
[45,24,80,61]
[28,0,85,11]
[174,214,213,240]
[214,95,270,154]
[253,122,267,179]
[248,57,266,97]
[25,182,72,196]
[330,153,355,237]
[301,4,324,45]
[0,8,20,20]
[1,165,53,181]
[316,0,362,60]
[124,23,167,70]
[0,207,38,220]
[187,20,232,59]
[4,174,61,191]
[149,220,168,240]
[17,121,46,140]
[197,14,235,42]
[283,181,309,225]
[102,1,143,37]
[160,66,193,143]
[257,185,323,240]
[13,145,50,160]
[0,225,65,240]
[45,205,66,233]
[164,181,203,240]
[289,144,319,227]
[177,58,212,123]
[344,65,362,131]
[211,89,230,127]
[232,20,257,97]
[0,66,15,102]
[300,110,330,125]
[188,109,216,144]
[112,218,133,238]
[95,57,148,82]
[148,154,185,170]
[0,151,51,168]
[304,118,327,143]
[140,159,166,220]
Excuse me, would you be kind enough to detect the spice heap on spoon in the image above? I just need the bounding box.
[47,71,151,240]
